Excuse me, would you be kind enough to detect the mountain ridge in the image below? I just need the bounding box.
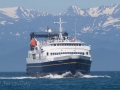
[0,4,120,31]
[0,4,120,42]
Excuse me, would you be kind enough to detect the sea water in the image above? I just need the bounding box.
[0,71,119,90]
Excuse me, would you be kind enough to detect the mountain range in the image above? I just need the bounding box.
[0,4,120,41]
[0,4,120,71]
[1,4,120,30]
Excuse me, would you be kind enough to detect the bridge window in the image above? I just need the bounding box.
[47,52,49,56]
[86,52,88,55]
[50,53,52,55]
[83,53,84,55]
[32,54,36,59]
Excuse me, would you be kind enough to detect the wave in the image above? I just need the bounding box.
[0,72,111,79]
[0,76,36,79]
[42,72,111,79]
[82,75,111,78]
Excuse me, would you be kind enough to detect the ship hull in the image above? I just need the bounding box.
[26,58,92,77]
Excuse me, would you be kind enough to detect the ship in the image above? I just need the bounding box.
[26,18,92,77]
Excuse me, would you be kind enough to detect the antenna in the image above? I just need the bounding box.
[74,19,77,40]
[54,18,66,40]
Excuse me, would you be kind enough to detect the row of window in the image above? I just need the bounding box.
[30,52,88,59]
[51,44,83,46]
[47,52,88,56]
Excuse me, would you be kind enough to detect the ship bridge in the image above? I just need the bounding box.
[30,32,68,40]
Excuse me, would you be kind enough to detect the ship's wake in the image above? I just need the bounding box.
[42,71,111,78]
[0,72,111,79]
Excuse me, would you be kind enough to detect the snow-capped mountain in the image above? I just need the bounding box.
[0,4,120,29]
[62,4,120,17]
[0,4,120,42]
[0,6,51,25]
[61,5,85,16]
[61,4,120,32]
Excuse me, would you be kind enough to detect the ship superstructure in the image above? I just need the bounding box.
[26,18,92,76]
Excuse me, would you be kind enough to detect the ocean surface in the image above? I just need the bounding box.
[0,71,119,90]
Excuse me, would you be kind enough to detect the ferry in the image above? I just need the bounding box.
[26,18,92,76]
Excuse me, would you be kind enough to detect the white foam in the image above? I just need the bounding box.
[82,75,111,78]
[0,72,111,79]
[42,74,62,79]
[0,77,36,79]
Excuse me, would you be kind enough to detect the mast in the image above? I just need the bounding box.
[54,18,66,40]
[74,19,77,40]
[75,23,76,40]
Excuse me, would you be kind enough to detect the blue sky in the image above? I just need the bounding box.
[1,0,120,14]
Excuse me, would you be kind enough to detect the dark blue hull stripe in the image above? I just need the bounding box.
[27,62,90,68]
[26,59,92,76]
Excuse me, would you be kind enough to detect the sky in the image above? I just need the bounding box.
[0,0,120,14]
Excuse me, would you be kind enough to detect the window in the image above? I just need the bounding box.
[47,52,49,56]
[32,54,36,59]
[79,44,81,46]
[54,44,56,46]
[80,52,83,54]
[83,53,84,55]
[86,52,88,55]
